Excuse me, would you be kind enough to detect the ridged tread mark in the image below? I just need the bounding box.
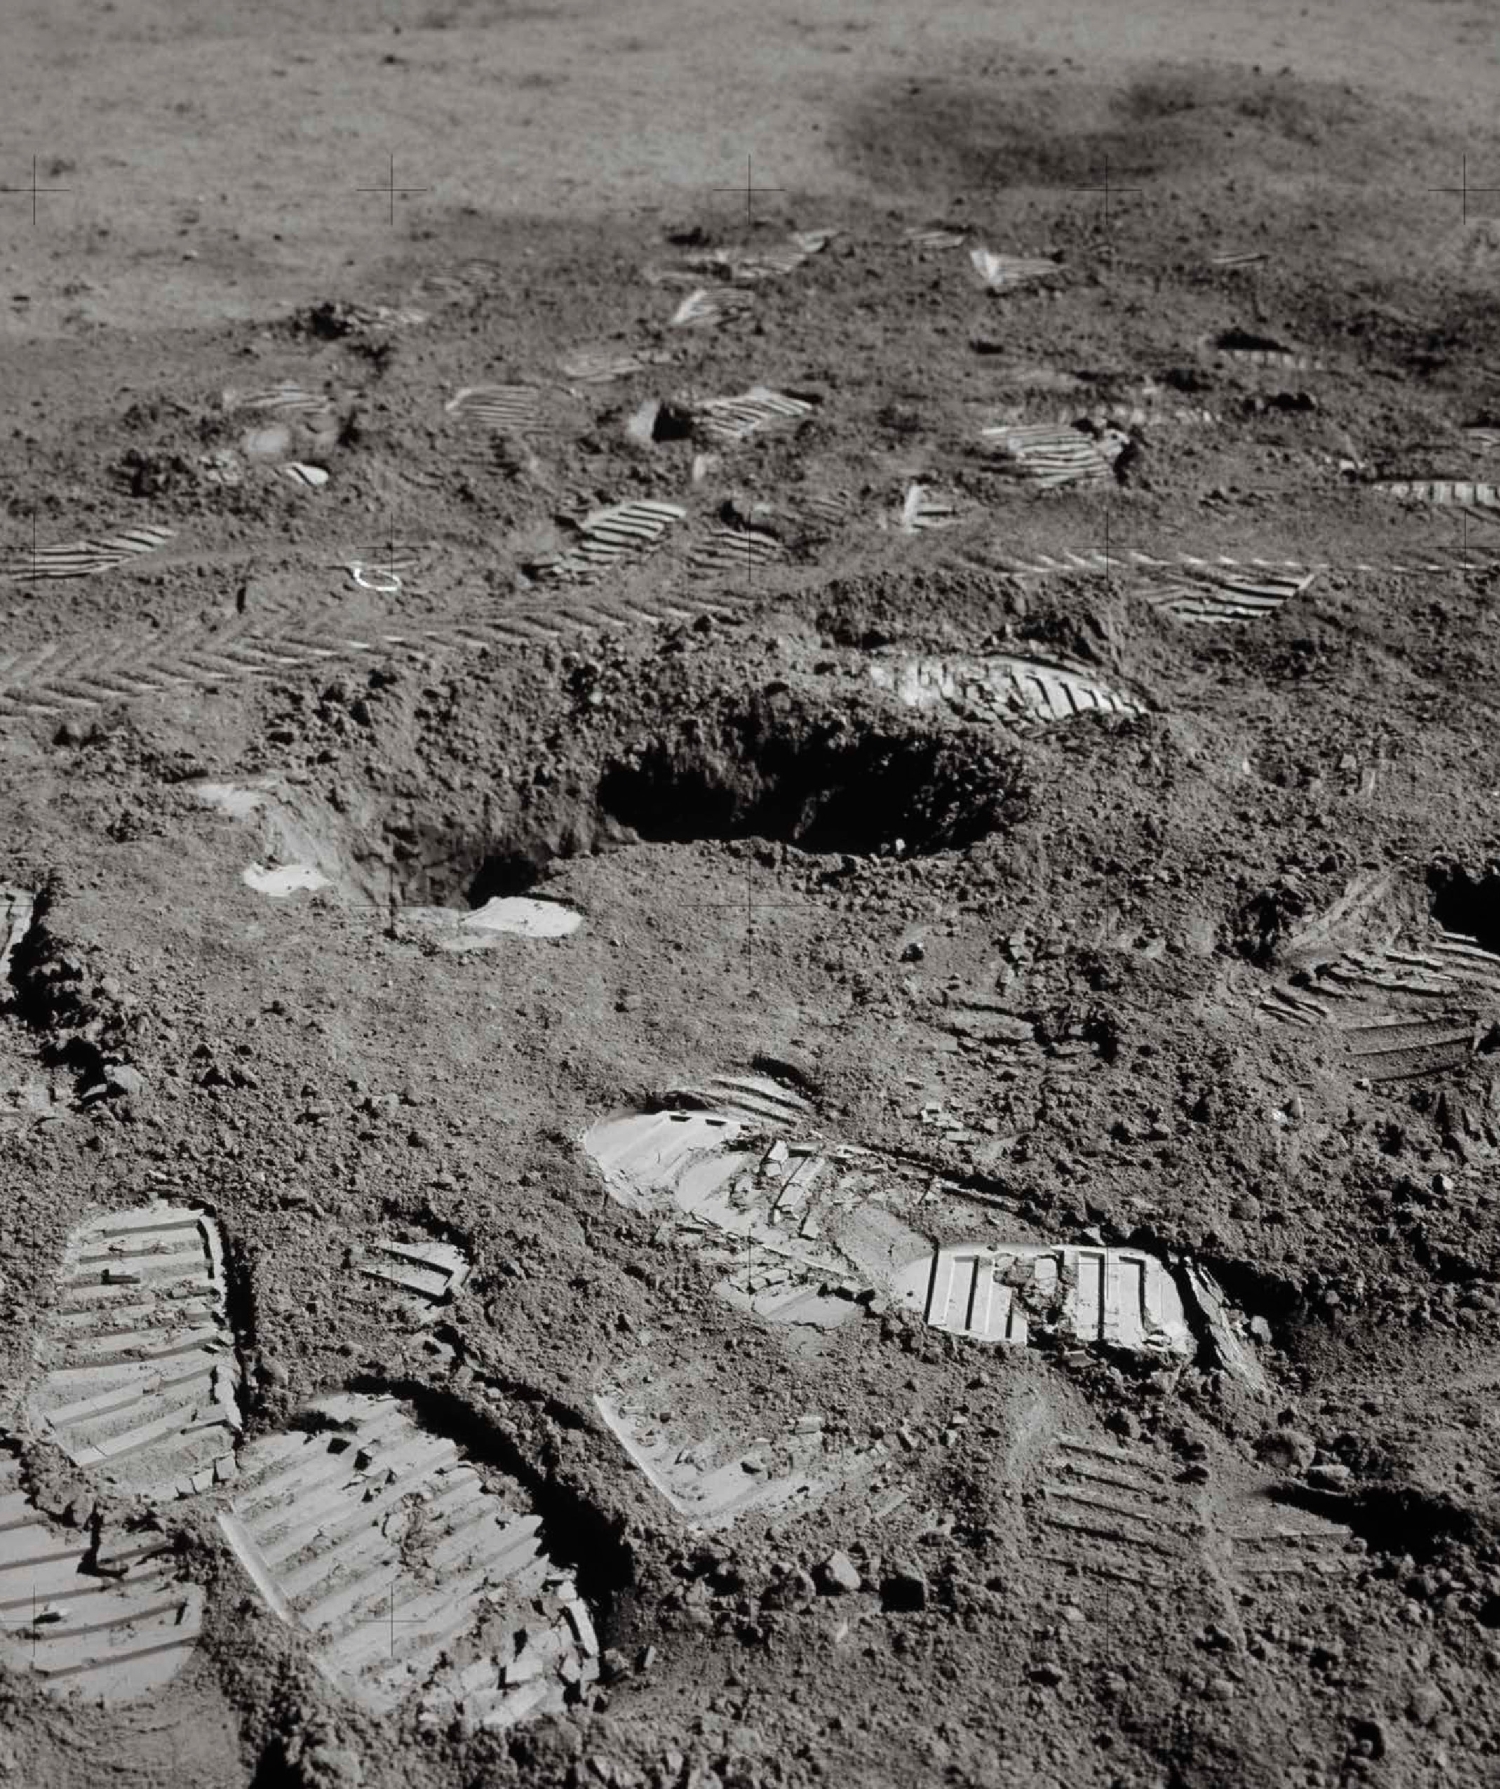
[957,543,1495,579]
[902,224,970,249]
[671,1072,814,1126]
[1,886,35,986]
[867,654,1146,728]
[687,523,786,575]
[353,1239,472,1306]
[1,524,176,583]
[532,499,687,584]
[0,1455,204,1699]
[667,287,752,330]
[692,386,816,444]
[0,599,615,718]
[1201,335,1326,372]
[444,385,546,434]
[979,423,1119,488]
[224,383,335,421]
[220,1391,599,1726]
[1227,1506,1366,1581]
[595,1364,872,1529]
[1141,566,1317,625]
[1374,479,1500,510]
[1038,1435,1199,1589]
[894,1246,1193,1357]
[558,345,671,384]
[580,1099,886,1326]
[897,484,961,533]
[1340,1014,1479,1080]
[25,1203,242,1502]
[1261,896,1500,1079]
[969,247,1061,291]
[646,232,833,288]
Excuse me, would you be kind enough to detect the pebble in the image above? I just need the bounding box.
[105,1064,146,1097]
[761,1568,816,1612]
[1408,1685,1446,1726]
[817,1551,862,1595]
[1028,1661,1065,1686]
[1307,1462,1352,1489]
[1254,1427,1317,1472]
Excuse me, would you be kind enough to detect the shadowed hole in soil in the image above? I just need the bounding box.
[595,704,1025,857]
[1273,1482,1483,1564]
[1428,863,1500,954]
[385,701,1027,909]
[1212,328,1294,353]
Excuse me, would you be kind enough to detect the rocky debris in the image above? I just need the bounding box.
[595,1359,889,1530]
[816,1551,863,1594]
[1256,1428,1318,1473]
[221,1392,601,1727]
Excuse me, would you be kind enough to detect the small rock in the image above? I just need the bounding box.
[105,1064,146,1097]
[817,1551,862,1595]
[1408,1685,1446,1726]
[899,941,924,963]
[1307,1462,1352,1490]
[761,1568,816,1612]
[1028,1661,1065,1686]
[1254,1427,1316,1472]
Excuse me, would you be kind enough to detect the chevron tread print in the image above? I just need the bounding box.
[687,521,786,576]
[595,1358,885,1531]
[0,571,769,718]
[220,1390,599,1726]
[979,422,1118,489]
[0,1453,205,1702]
[867,653,1146,728]
[2,524,176,583]
[969,247,1061,291]
[1036,1434,1200,1590]
[1373,478,1500,510]
[24,1202,242,1502]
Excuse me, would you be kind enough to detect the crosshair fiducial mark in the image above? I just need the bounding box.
[713,155,785,231]
[357,154,431,226]
[0,155,71,226]
[679,867,824,985]
[1408,509,1487,590]
[1426,154,1500,224]
[1071,156,1143,230]
[351,1581,428,1658]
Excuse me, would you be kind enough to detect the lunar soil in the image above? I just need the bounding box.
[4,7,1500,1788]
